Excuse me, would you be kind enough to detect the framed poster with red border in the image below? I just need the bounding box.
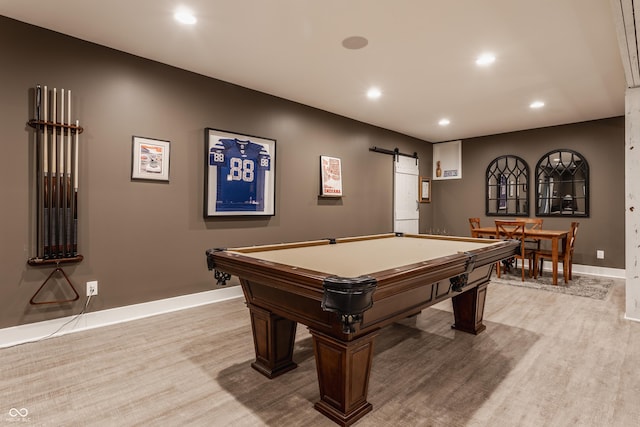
[320,155,343,197]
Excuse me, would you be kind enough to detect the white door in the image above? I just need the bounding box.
[394,155,419,233]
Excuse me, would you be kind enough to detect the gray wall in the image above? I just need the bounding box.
[433,117,625,268]
[0,17,432,329]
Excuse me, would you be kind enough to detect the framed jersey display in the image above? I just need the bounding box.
[205,128,276,217]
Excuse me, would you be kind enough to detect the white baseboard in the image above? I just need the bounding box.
[570,263,625,278]
[513,261,626,279]
[0,286,243,349]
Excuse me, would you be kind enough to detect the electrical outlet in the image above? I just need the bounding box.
[596,250,605,260]
[86,281,98,296]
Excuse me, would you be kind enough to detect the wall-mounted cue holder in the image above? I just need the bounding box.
[27,84,84,305]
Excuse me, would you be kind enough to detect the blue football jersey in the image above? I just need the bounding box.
[209,138,271,211]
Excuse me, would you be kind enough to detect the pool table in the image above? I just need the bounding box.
[206,233,519,426]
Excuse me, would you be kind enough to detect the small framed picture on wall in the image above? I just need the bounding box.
[419,177,431,203]
[131,136,171,181]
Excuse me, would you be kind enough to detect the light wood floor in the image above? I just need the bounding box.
[1,279,638,427]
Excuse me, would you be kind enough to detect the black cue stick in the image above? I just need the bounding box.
[60,89,68,257]
[72,119,79,256]
[52,87,59,258]
[44,86,52,259]
[59,88,65,258]
[69,126,75,257]
[65,90,72,257]
[35,85,44,258]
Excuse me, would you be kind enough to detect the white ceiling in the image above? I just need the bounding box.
[0,0,627,142]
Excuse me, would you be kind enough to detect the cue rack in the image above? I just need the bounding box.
[27,84,84,305]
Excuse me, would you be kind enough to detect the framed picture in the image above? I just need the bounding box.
[419,176,431,203]
[205,128,276,217]
[433,139,462,180]
[320,155,343,197]
[131,136,171,181]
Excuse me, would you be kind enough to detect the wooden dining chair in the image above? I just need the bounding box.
[534,221,579,283]
[515,217,543,250]
[513,217,543,229]
[468,217,481,237]
[495,220,533,281]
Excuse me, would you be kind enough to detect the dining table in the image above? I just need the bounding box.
[471,225,570,285]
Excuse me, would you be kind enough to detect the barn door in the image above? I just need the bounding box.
[393,155,419,233]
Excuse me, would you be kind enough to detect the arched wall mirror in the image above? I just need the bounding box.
[486,155,529,216]
[535,149,589,217]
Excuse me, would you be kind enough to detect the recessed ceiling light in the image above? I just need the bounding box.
[174,9,197,25]
[438,118,450,126]
[367,87,382,99]
[530,101,545,109]
[475,53,496,66]
[342,36,369,50]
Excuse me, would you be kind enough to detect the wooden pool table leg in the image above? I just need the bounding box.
[450,282,488,334]
[246,303,298,378]
[309,329,380,427]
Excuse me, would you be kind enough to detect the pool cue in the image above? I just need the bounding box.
[59,88,65,258]
[35,85,44,258]
[43,86,51,258]
[62,89,70,257]
[65,90,72,256]
[55,88,61,257]
[72,119,79,256]
[51,88,58,258]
